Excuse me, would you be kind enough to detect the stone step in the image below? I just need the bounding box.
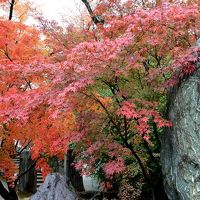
[13,159,20,164]
[13,157,20,176]
[36,170,43,188]
[12,156,44,189]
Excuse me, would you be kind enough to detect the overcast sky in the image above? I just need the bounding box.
[30,0,83,22]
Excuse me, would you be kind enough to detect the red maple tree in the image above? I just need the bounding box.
[0,0,200,199]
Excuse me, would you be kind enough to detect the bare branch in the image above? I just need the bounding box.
[16,140,32,156]
[9,0,15,20]
[15,160,37,184]
[81,0,104,24]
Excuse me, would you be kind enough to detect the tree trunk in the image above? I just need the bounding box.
[0,181,18,200]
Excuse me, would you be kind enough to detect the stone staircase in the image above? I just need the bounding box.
[12,155,43,190]
[13,155,20,177]
[36,170,43,189]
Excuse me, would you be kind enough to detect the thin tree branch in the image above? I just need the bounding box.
[81,91,149,182]
[4,49,13,62]
[14,140,19,150]
[100,79,160,169]
[16,140,32,156]
[15,160,37,184]
[0,181,11,200]
[152,121,161,148]
[142,137,160,167]
[81,91,118,127]
[118,131,149,182]
[81,0,104,24]
[18,140,28,150]
[9,0,15,20]
[24,78,32,90]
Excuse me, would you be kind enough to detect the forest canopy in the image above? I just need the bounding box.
[0,0,200,199]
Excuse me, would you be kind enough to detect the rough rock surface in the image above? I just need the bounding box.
[30,173,79,200]
[161,39,200,200]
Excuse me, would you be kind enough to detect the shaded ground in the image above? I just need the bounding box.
[0,179,31,200]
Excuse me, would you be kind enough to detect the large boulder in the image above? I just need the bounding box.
[30,173,79,200]
[161,39,200,200]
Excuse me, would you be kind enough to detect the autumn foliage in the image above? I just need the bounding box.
[0,0,200,198]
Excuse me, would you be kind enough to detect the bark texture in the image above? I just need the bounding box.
[30,173,79,200]
[161,39,200,200]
